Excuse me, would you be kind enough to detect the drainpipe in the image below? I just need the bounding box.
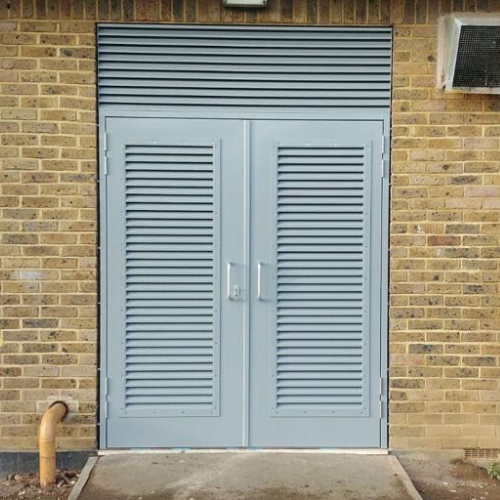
[39,401,68,487]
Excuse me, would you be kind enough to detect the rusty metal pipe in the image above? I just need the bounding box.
[39,401,68,487]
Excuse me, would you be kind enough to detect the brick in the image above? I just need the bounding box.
[1,108,37,120]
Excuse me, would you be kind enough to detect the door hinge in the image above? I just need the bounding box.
[102,131,108,176]
[103,376,109,419]
[379,377,384,419]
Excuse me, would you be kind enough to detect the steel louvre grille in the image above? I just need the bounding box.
[273,145,369,416]
[124,143,219,416]
[453,25,500,88]
[97,24,392,109]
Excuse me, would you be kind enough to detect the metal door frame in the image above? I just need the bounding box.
[98,107,390,449]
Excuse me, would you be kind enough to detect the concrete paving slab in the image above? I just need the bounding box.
[78,452,420,500]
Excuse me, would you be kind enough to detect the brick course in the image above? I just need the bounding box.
[0,0,499,451]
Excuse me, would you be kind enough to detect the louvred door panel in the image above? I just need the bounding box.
[124,143,219,416]
[273,145,369,417]
[249,120,384,447]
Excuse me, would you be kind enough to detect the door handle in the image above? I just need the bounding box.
[227,262,233,300]
[257,261,262,301]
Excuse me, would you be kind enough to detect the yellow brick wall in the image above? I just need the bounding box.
[0,0,499,451]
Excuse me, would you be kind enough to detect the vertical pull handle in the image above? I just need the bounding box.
[227,262,232,300]
[257,262,262,301]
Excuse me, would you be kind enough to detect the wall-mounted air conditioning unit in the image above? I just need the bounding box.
[437,13,500,93]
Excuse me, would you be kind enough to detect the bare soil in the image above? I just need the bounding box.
[0,470,79,500]
[399,454,500,500]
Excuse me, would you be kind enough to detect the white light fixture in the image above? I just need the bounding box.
[223,0,267,7]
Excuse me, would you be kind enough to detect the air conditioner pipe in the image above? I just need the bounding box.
[39,401,68,487]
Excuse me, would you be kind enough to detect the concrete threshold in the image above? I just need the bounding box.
[74,451,422,500]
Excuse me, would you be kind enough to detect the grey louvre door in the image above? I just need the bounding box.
[249,120,383,447]
[104,117,246,447]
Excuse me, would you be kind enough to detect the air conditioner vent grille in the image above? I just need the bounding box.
[464,448,500,460]
[453,25,500,88]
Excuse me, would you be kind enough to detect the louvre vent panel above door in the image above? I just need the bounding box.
[274,145,369,416]
[97,25,392,109]
[124,143,220,416]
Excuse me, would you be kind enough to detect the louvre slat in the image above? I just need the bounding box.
[277,161,364,168]
[98,25,391,109]
[277,364,363,372]
[127,305,213,311]
[126,388,213,396]
[278,388,362,396]
[125,396,213,404]
[127,333,213,339]
[278,340,362,348]
[99,55,389,68]
[278,227,363,234]
[100,70,390,83]
[102,96,388,107]
[100,61,391,74]
[277,309,363,316]
[126,252,213,261]
[125,160,213,167]
[98,25,391,35]
[126,188,213,196]
[126,348,213,356]
[278,380,362,388]
[127,339,213,347]
[278,348,361,356]
[126,244,213,253]
[101,40,389,48]
[277,207,364,214]
[128,221,213,228]
[277,330,363,336]
[99,46,391,57]
[127,325,213,332]
[278,274,363,284]
[127,380,213,387]
[126,309,213,317]
[128,278,213,284]
[126,363,213,371]
[277,372,363,380]
[127,234,213,242]
[100,87,389,99]
[126,371,213,378]
[278,181,364,189]
[127,355,213,363]
[126,317,213,325]
[127,263,211,270]
[127,272,213,280]
[102,79,390,90]
[126,171,214,178]
[277,317,363,325]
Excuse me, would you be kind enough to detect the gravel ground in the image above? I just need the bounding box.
[0,470,79,500]
[398,454,500,500]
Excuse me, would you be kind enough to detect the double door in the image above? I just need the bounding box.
[103,117,385,448]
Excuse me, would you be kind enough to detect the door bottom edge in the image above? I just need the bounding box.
[98,448,389,455]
